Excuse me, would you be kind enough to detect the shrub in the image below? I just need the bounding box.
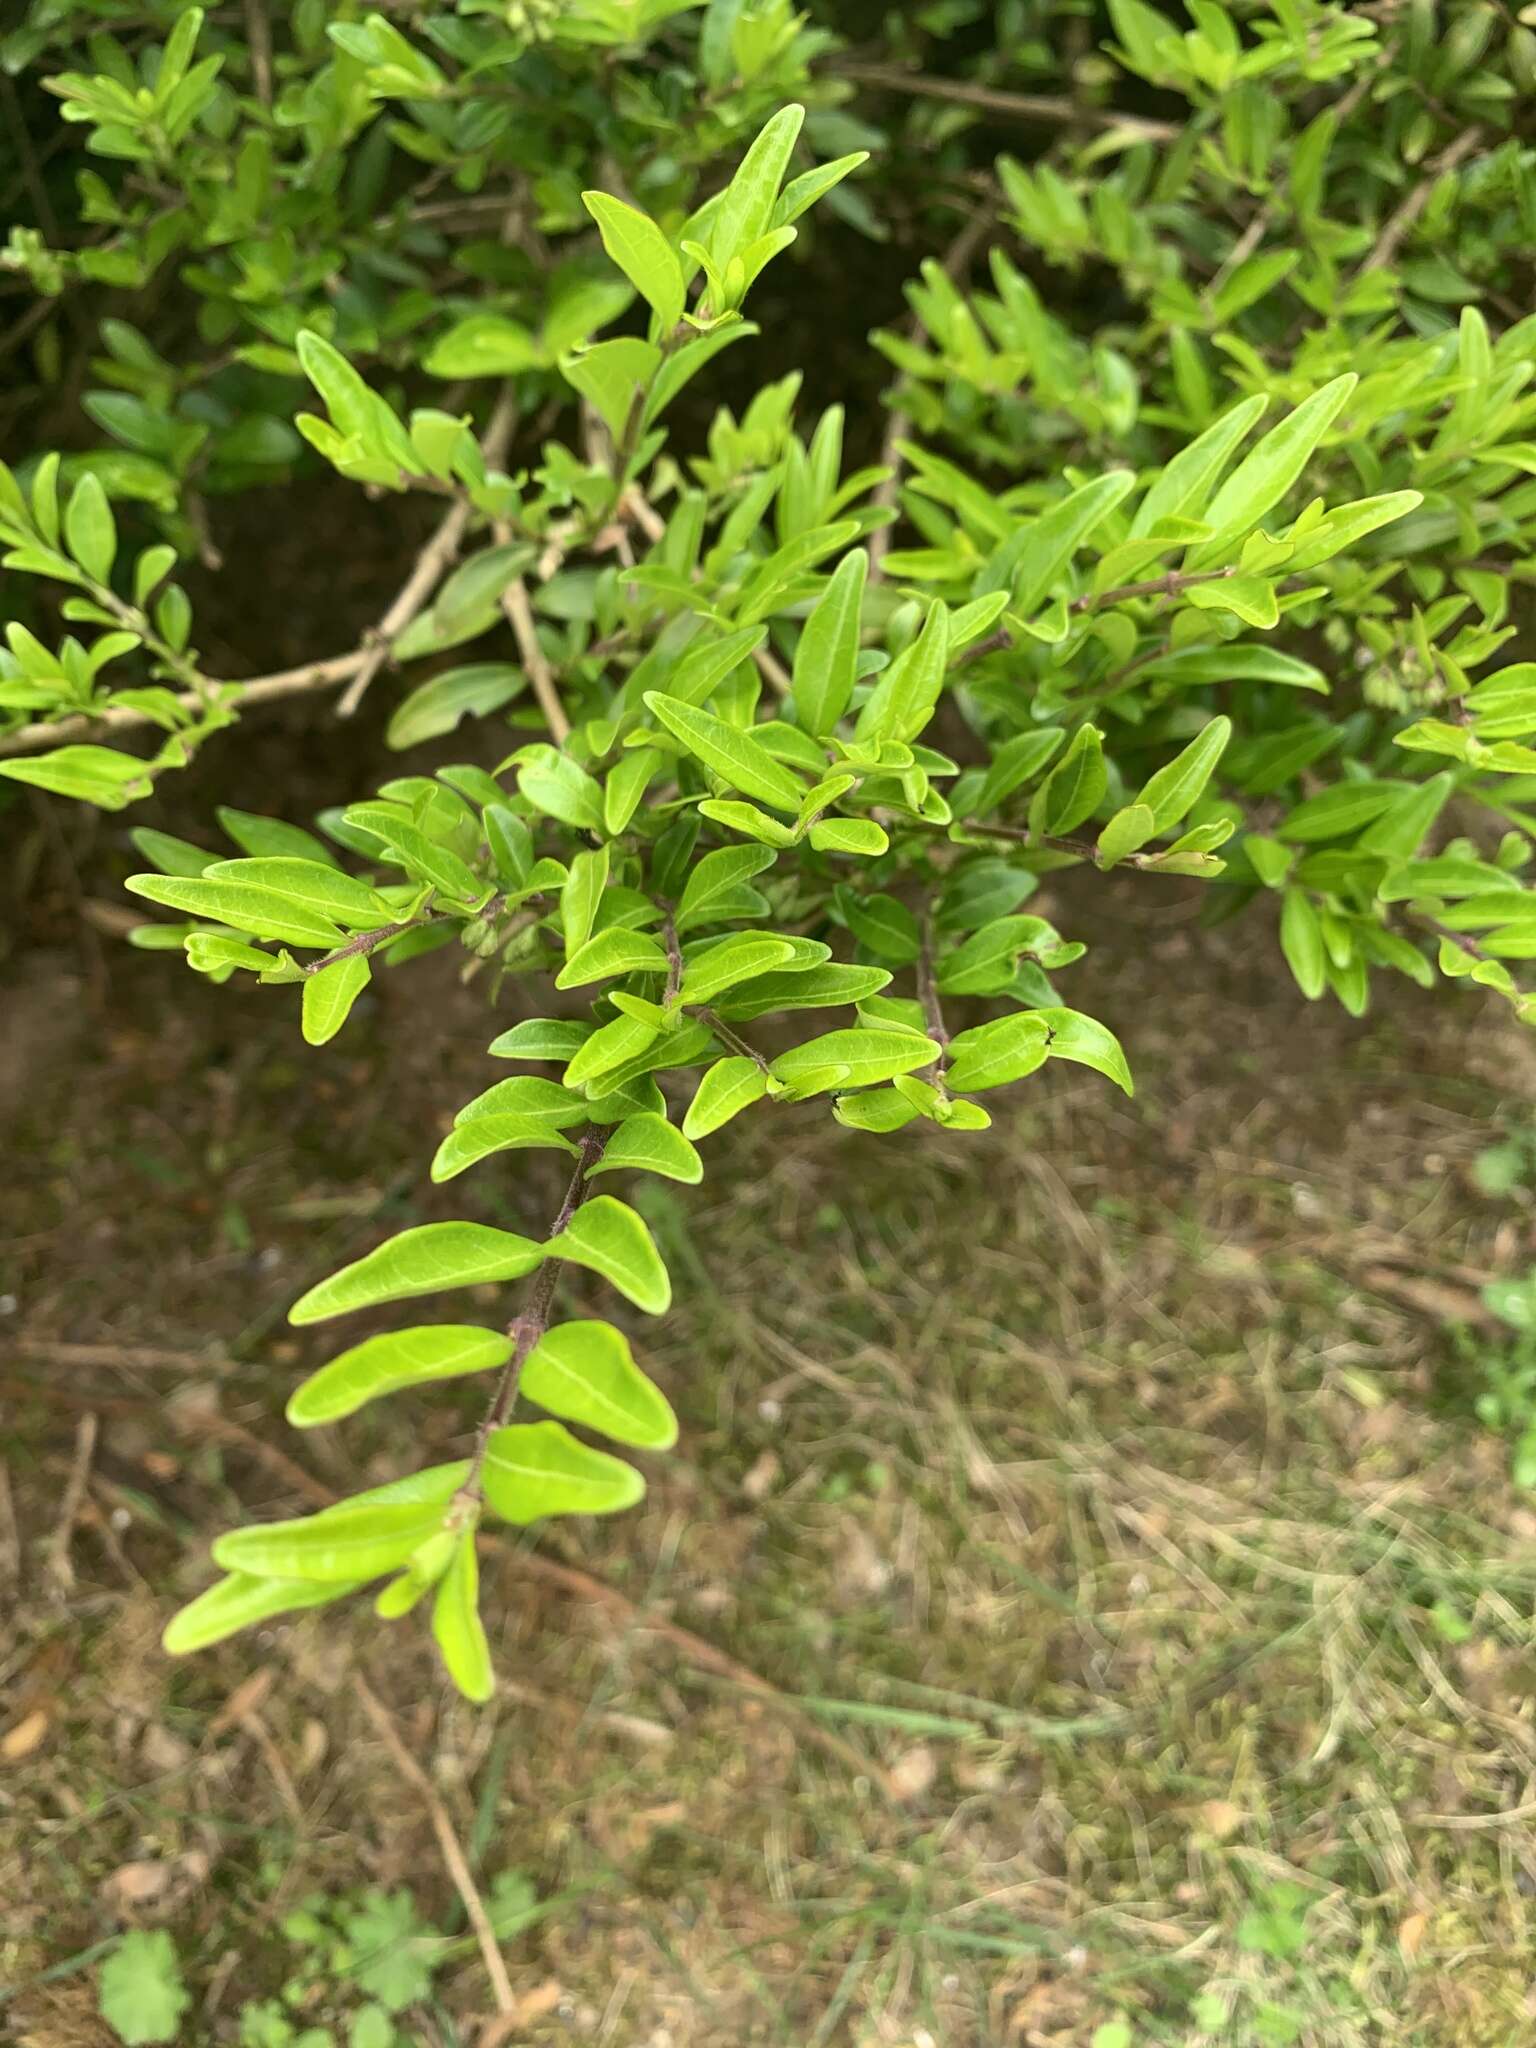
[3,0,1535,1696]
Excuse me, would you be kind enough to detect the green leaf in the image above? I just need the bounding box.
[483,1420,644,1522]
[683,1055,768,1137]
[854,599,951,744]
[489,1019,595,1062]
[163,1572,358,1654]
[589,1112,702,1185]
[974,727,1066,817]
[1276,783,1400,842]
[1130,393,1267,538]
[453,1076,587,1127]
[129,826,215,877]
[1279,887,1326,998]
[385,663,524,749]
[547,1194,671,1314]
[522,1318,677,1448]
[431,1115,580,1183]
[217,807,338,864]
[582,191,685,330]
[0,745,154,809]
[1034,725,1107,836]
[433,1529,493,1702]
[1189,374,1357,565]
[204,856,394,928]
[680,932,797,1003]
[715,962,892,1020]
[675,842,777,930]
[1132,716,1231,831]
[1096,803,1158,868]
[646,692,804,809]
[423,312,543,378]
[560,845,609,954]
[564,1012,658,1090]
[98,1930,190,2046]
[341,804,486,902]
[937,915,1055,995]
[65,471,116,584]
[770,1027,939,1093]
[845,893,921,963]
[517,745,604,832]
[125,873,345,948]
[289,1223,545,1324]
[287,1325,513,1427]
[1040,1007,1133,1094]
[301,954,371,1045]
[710,103,804,268]
[979,471,1134,608]
[945,1013,1051,1092]
[561,336,659,439]
[792,545,866,734]
[213,1500,445,1581]
[556,926,668,988]
[809,818,888,854]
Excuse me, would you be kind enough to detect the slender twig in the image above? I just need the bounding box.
[752,644,793,698]
[662,910,683,1008]
[694,1006,771,1071]
[837,61,1181,143]
[336,500,474,718]
[301,914,439,976]
[0,398,522,756]
[352,1674,516,2016]
[915,909,950,1089]
[497,570,571,744]
[43,1413,97,1596]
[459,1127,609,1504]
[1358,126,1482,277]
[243,0,274,107]
[335,385,517,716]
[1410,914,1490,962]
[955,568,1241,674]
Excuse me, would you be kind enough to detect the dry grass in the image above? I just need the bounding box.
[4,895,1536,2045]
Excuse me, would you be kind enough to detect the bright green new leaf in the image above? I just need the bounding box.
[680,932,797,1003]
[1189,374,1357,565]
[432,1529,493,1702]
[482,1420,645,1523]
[809,818,888,854]
[431,1115,580,1183]
[547,1194,671,1314]
[556,926,668,988]
[287,1325,513,1427]
[1096,803,1158,867]
[289,1223,545,1323]
[213,1500,447,1581]
[588,1112,702,1184]
[205,856,394,927]
[645,692,805,809]
[126,873,345,949]
[163,1571,359,1654]
[582,191,685,330]
[301,953,370,1045]
[1279,887,1327,998]
[793,546,867,734]
[710,103,804,269]
[1040,1007,1134,1095]
[770,1027,939,1094]
[65,471,116,583]
[522,1318,678,1448]
[683,1056,767,1138]
[946,1013,1052,1092]
[1132,717,1231,832]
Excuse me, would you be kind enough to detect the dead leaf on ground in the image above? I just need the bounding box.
[2,1709,50,1762]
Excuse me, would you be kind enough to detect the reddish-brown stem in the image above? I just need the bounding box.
[459,1126,609,1504]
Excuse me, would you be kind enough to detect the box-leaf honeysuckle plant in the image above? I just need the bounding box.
[4,1,1536,1696]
